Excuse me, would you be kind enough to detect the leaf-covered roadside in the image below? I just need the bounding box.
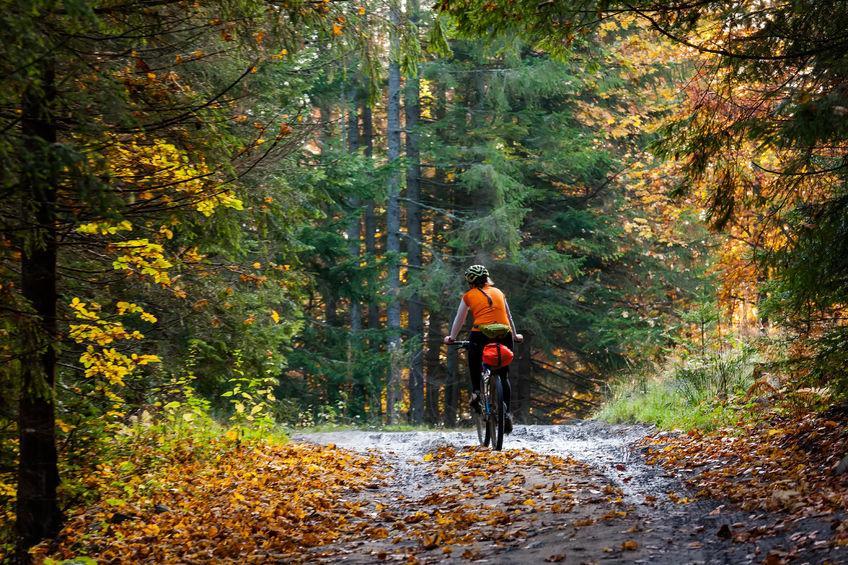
[35,436,643,564]
[36,430,382,563]
[642,411,848,551]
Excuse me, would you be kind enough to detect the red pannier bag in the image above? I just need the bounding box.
[482,343,514,369]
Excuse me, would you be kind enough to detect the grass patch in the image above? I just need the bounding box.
[595,379,738,431]
[596,347,758,432]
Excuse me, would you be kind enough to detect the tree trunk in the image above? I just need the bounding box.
[423,310,443,424]
[347,90,366,418]
[360,96,383,421]
[385,1,403,424]
[319,104,338,328]
[362,102,381,334]
[325,297,338,327]
[347,95,361,334]
[404,0,424,424]
[443,345,459,427]
[16,59,63,559]
[430,81,455,427]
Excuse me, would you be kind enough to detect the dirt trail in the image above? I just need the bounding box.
[296,422,845,564]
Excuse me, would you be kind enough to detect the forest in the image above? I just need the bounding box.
[2,0,848,562]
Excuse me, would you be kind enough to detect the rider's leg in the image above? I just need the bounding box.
[499,333,515,411]
[499,334,515,433]
[468,331,486,410]
[467,331,485,392]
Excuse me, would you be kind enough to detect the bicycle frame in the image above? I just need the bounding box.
[451,340,505,450]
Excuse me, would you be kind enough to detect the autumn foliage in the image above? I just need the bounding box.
[4,0,848,561]
[643,410,848,549]
[41,431,381,563]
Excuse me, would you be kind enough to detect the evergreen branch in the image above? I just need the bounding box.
[624,2,848,62]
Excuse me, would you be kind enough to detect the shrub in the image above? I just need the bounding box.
[596,346,758,431]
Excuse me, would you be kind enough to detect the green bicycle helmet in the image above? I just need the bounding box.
[464,264,489,284]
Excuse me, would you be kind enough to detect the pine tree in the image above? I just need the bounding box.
[440,0,848,393]
[417,37,706,417]
[385,0,404,423]
[405,0,425,424]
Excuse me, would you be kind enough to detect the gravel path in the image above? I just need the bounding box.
[295,422,846,564]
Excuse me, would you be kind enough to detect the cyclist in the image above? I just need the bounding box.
[443,265,523,434]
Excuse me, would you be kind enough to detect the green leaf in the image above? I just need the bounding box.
[426,15,453,58]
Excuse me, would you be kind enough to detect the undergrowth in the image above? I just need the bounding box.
[0,409,288,561]
[35,417,378,563]
[596,346,759,431]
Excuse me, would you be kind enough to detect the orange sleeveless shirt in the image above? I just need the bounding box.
[462,285,510,327]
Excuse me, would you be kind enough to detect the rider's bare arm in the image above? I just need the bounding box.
[444,300,469,344]
[505,300,523,342]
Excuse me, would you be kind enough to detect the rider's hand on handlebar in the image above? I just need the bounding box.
[443,335,455,345]
[514,333,524,343]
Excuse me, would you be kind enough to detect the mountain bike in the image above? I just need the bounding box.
[452,341,505,451]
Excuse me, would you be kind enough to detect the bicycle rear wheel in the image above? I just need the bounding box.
[479,370,491,447]
[475,404,486,446]
[489,374,505,451]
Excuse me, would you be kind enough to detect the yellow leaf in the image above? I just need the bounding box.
[57,419,74,433]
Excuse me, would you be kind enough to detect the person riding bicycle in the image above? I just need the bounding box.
[443,265,523,434]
